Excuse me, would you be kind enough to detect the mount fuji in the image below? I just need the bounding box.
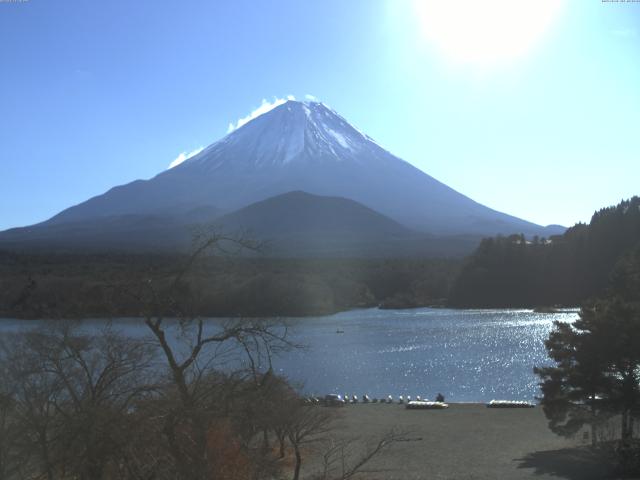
[0,100,563,254]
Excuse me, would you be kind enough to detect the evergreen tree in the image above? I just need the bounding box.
[536,244,640,475]
[450,196,640,307]
[535,298,640,445]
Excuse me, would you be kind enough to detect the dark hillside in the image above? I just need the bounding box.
[0,252,459,318]
[449,197,640,307]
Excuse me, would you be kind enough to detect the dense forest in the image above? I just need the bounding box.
[533,213,640,474]
[2,197,639,318]
[0,252,459,318]
[449,197,640,307]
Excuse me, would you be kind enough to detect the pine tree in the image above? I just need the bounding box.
[535,280,640,448]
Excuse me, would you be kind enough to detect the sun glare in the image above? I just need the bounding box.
[414,0,565,65]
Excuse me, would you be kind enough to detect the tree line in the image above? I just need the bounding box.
[450,197,640,308]
[3,197,640,317]
[0,251,458,319]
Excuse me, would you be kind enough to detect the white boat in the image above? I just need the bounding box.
[405,400,449,410]
[486,400,535,408]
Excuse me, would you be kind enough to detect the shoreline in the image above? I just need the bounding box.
[0,305,581,322]
[310,403,613,479]
[0,310,577,406]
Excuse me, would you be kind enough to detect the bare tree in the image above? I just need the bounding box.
[124,232,298,480]
[314,429,416,480]
[0,365,23,480]
[286,405,337,480]
[0,322,157,480]
[0,231,413,480]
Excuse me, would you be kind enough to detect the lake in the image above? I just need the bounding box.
[0,307,578,402]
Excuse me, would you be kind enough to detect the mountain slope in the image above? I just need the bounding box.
[0,191,480,257]
[213,191,441,257]
[0,213,194,252]
[40,100,562,238]
[217,190,414,238]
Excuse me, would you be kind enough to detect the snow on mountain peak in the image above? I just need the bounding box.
[175,98,401,172]
[36,99,554,239]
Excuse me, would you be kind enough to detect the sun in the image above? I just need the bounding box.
[413,0,565,65]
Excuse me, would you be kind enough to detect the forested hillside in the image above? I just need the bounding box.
[4,197,638,317]
[0,253,458,318]
[449,197,640,307]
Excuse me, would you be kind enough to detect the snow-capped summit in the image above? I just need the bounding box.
[180,100,395,171]
[39,99,561,237]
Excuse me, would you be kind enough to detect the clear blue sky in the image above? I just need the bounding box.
[1,0,638,230]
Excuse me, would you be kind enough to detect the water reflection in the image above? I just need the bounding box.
[276,308,578,402]
[0,308,578,402]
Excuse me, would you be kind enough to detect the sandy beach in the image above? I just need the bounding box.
[304,403,618,480]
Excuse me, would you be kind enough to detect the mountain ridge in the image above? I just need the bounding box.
[3,100,564,253]
[0,191,481,257]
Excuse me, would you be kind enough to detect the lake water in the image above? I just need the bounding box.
[0,307,578,403]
